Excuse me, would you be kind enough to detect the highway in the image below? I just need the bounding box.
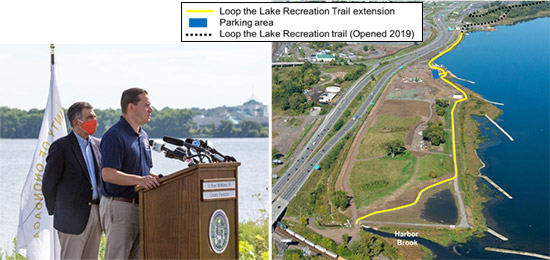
[272,4,464,225]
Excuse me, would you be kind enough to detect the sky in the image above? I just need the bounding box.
[0,43,271,110]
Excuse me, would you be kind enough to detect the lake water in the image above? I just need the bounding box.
[421,189,458,225]
[437,17,549,257]
[363,17,550,259]
[0,137,269,251]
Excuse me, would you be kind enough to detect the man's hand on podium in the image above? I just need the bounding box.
[138,174,160,190]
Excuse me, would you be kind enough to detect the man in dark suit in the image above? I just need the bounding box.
[42,101,102,260]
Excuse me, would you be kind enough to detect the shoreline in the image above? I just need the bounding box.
[436,14,549,256]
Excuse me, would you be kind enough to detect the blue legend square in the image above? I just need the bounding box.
[189,18,207,28]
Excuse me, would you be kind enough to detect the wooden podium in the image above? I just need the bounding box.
[136,162,240,259]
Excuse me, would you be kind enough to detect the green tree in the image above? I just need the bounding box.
[344,110,351,117]
[436,106,446,116]
[289,94,306,112]
[303,68,318,86]
[423,122,445,146]
[435,99,450,108]
[239,120,263,137]
[333,119,344,131]
[347,231,397,259]
[281,99,290,111]
[299,215,308,226]
[239,217,269,260]
[342,234,350,245]
[333,190,349,210]
[216,120,235,137]
[283,249,304,260]
[385,139,406,158]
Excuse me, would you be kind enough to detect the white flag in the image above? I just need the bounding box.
[16,63,65,260]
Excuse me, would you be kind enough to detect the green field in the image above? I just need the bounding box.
[350,153,417,208]
[356,115,421,159]
[417,154,453,181]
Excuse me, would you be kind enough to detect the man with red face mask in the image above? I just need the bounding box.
[42,101,103,260]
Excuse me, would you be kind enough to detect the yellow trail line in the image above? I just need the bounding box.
[186,10,214,13]
[356,32,466,224]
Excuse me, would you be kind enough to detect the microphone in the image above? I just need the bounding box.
[184,138,203,148]
[160,136,236,163]
[190,138,229,162]
[163,136,185,147]
[150,140,165,153]
[150,140,187,161]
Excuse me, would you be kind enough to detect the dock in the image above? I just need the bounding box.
[454,76,476,84]
[486,100,504,106]
[483,99,504,106]
[485,247,550,260]
[447,70,476,84]
[480,175,513,199]
[485,115,514,141]
[480,97,504,106]
[486,228,508,241]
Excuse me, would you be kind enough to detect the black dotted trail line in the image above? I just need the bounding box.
[461,1,545,32]
[185,33,213,37]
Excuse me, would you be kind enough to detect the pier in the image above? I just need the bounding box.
[454,76,476,84]
[485,247,550,260]
[480,97,504,106]
[486,228,508,241]
[485,115,514,141]
[480,175,513,199]
[447,70,476,84]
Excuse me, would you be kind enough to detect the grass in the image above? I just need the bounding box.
[443,130,452,154]
[356,115,421,159]
[350,153,417,208]
[417,154,453,181]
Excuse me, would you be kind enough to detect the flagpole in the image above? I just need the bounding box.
[50,44,55,65]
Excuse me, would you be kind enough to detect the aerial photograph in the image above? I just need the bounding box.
[271,1,549,259]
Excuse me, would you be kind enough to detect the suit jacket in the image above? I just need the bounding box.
[42,131,102,235]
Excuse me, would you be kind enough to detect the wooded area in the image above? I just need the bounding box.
[0,107,268,138]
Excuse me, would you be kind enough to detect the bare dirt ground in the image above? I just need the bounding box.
[378,99,432,147]
[387,61,456,100]
[378,100,431,118]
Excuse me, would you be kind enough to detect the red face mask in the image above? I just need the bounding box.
[80,119,97,135]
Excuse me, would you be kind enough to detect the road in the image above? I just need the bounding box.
[272,4,464,225]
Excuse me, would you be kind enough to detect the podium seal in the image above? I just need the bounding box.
[209,209,230,254]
